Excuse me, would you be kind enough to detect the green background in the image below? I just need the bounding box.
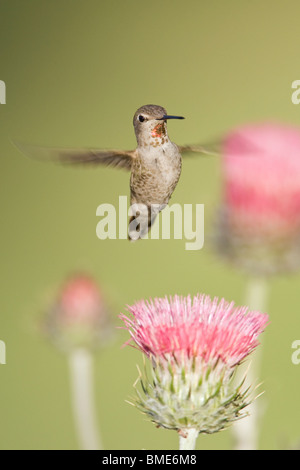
[0,0,300,450]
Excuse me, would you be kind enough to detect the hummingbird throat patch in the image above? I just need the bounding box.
[151,122,166,138]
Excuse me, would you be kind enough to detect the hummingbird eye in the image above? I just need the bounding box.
[138,115,145,123]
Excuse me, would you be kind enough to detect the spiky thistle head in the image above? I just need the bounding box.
[120,294,268,437]
[215,123,300,275]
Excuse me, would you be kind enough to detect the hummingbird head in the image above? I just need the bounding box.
[133,105,184,147]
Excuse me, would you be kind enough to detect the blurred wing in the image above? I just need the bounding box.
[13,141,135,170]
[178,141,222,157]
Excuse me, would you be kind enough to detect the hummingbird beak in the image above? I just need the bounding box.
[158,115,185,120]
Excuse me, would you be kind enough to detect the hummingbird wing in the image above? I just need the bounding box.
[13,141,135,170]
[178,142,221,157]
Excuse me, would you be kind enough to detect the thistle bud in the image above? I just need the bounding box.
[44,274,112,351]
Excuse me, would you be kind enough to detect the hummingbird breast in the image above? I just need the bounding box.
[130,142,182,207]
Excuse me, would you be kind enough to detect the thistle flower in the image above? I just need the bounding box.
[121,294,268,449]
[43,273,113,450]
[44,273,112,351]
[214,123,300,275]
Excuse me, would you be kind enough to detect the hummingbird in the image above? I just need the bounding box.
[14,104,217,240]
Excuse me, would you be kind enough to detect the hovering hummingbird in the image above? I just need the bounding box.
[15,104,217,240]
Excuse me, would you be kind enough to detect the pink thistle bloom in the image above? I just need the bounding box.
[121,294,268,435]
[122,295,267,366]
[59,276,103,323]
[215,123,300,274]
[44,274,112,351]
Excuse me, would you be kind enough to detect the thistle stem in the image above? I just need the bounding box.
[245,277,269,313]
[232,276,268,450]
[179,428,198,450]
[68,348,102,450]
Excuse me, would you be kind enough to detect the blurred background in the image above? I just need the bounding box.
[0,0,300,450]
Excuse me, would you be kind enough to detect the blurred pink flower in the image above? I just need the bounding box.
[121,294,268,435]
[215,123,300,274]
[44,273,112,351]
[59,276,103,323]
